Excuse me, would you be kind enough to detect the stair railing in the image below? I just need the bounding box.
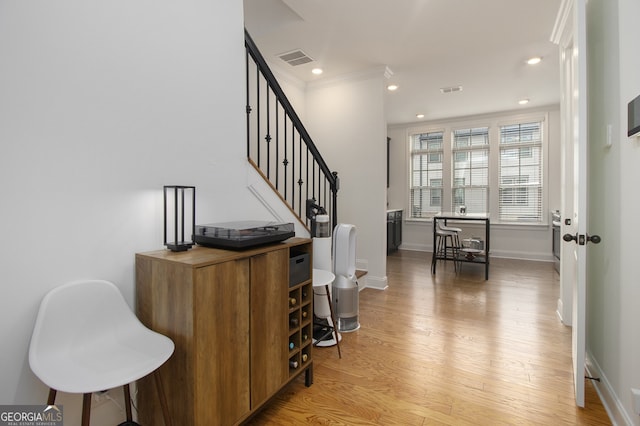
[245,29,339,231]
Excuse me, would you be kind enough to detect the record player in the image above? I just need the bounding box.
[193,220,295,250]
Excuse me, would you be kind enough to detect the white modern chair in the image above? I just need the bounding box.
[29,279,175,426]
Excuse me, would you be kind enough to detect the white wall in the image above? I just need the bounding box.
[304,71,389,289]
[271,66,308,120]
[585,0,640,424]
[0,1,268,424]
[387,106,561,261]
[617,0,640,421]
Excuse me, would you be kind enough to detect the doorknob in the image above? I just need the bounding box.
[587,234,601,244]
[563,233,602,245]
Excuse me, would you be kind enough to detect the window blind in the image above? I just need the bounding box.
[409,131,443,218]
[452,127,489,214]
[499,122,543,222]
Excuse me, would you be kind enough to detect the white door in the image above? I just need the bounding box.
[552,0,595,407]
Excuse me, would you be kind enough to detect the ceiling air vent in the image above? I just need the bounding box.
[440,86,463,94]
[278,49,314,66]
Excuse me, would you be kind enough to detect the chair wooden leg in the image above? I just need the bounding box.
[154,371,172,426]
[123,384,133,421]
[47,389,57,405]
[81,393,91,426]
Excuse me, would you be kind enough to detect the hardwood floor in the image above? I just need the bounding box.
[248,250,611,425]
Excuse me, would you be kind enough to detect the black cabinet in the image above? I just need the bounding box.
[387,210,402,254]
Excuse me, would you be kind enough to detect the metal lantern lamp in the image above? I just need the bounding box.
[163,185,196,252]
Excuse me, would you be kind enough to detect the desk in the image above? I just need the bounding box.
[431,213,490,280]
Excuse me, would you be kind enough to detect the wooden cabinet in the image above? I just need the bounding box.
[249,250,289,408]
[135,238,313,425]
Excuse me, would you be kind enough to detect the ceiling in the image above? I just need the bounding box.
[243,0,562,125]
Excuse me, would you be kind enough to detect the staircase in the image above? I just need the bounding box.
[244,29,339,232]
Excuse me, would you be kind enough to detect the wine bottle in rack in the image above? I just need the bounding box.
[289,297,297,307]
[290,317,299,327]
[289,341,295,350]
[289,360,299,369]
[301,353,308,363]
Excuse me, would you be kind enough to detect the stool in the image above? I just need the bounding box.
[434,220,462,271]
[437,220,462,248]
[312,268,342,359]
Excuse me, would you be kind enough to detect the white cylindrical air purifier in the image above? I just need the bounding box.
[332,223,360,332]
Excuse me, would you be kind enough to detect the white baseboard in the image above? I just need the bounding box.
[556,298,564,323]
[399,242,430,252]
[363,274,387,290]
[356,275,367,290]
[489,249,553,262]
[586,351,634,425]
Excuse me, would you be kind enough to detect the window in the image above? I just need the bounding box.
[406,114,547,223]
[499,122,543,222]
[452,127,489,214]
[410,131,443,218]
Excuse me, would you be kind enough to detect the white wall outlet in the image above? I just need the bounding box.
[631,388,640,415]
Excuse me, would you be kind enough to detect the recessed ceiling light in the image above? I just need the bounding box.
[387,84,398,91]
[311,68,323,75]
[518,99,530,105]
[416,114,425,119]
[527,57,542,65]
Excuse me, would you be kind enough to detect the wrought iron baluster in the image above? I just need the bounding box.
[265,88,271,179]
[255,66,261,167]
[245,51,251,158]
[245,29,338,230]
[306,146,310,223]
[297,134,303,217]
[275,102,280,190]
[283,115,288,200]
[290,121,295,209]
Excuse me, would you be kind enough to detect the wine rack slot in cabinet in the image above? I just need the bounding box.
[287,274,313,377]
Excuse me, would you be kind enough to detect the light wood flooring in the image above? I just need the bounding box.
[248,250,611,425]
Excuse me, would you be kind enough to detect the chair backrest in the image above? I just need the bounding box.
[29,280,145,372]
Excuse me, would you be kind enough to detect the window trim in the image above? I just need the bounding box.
[405,112,549,225]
